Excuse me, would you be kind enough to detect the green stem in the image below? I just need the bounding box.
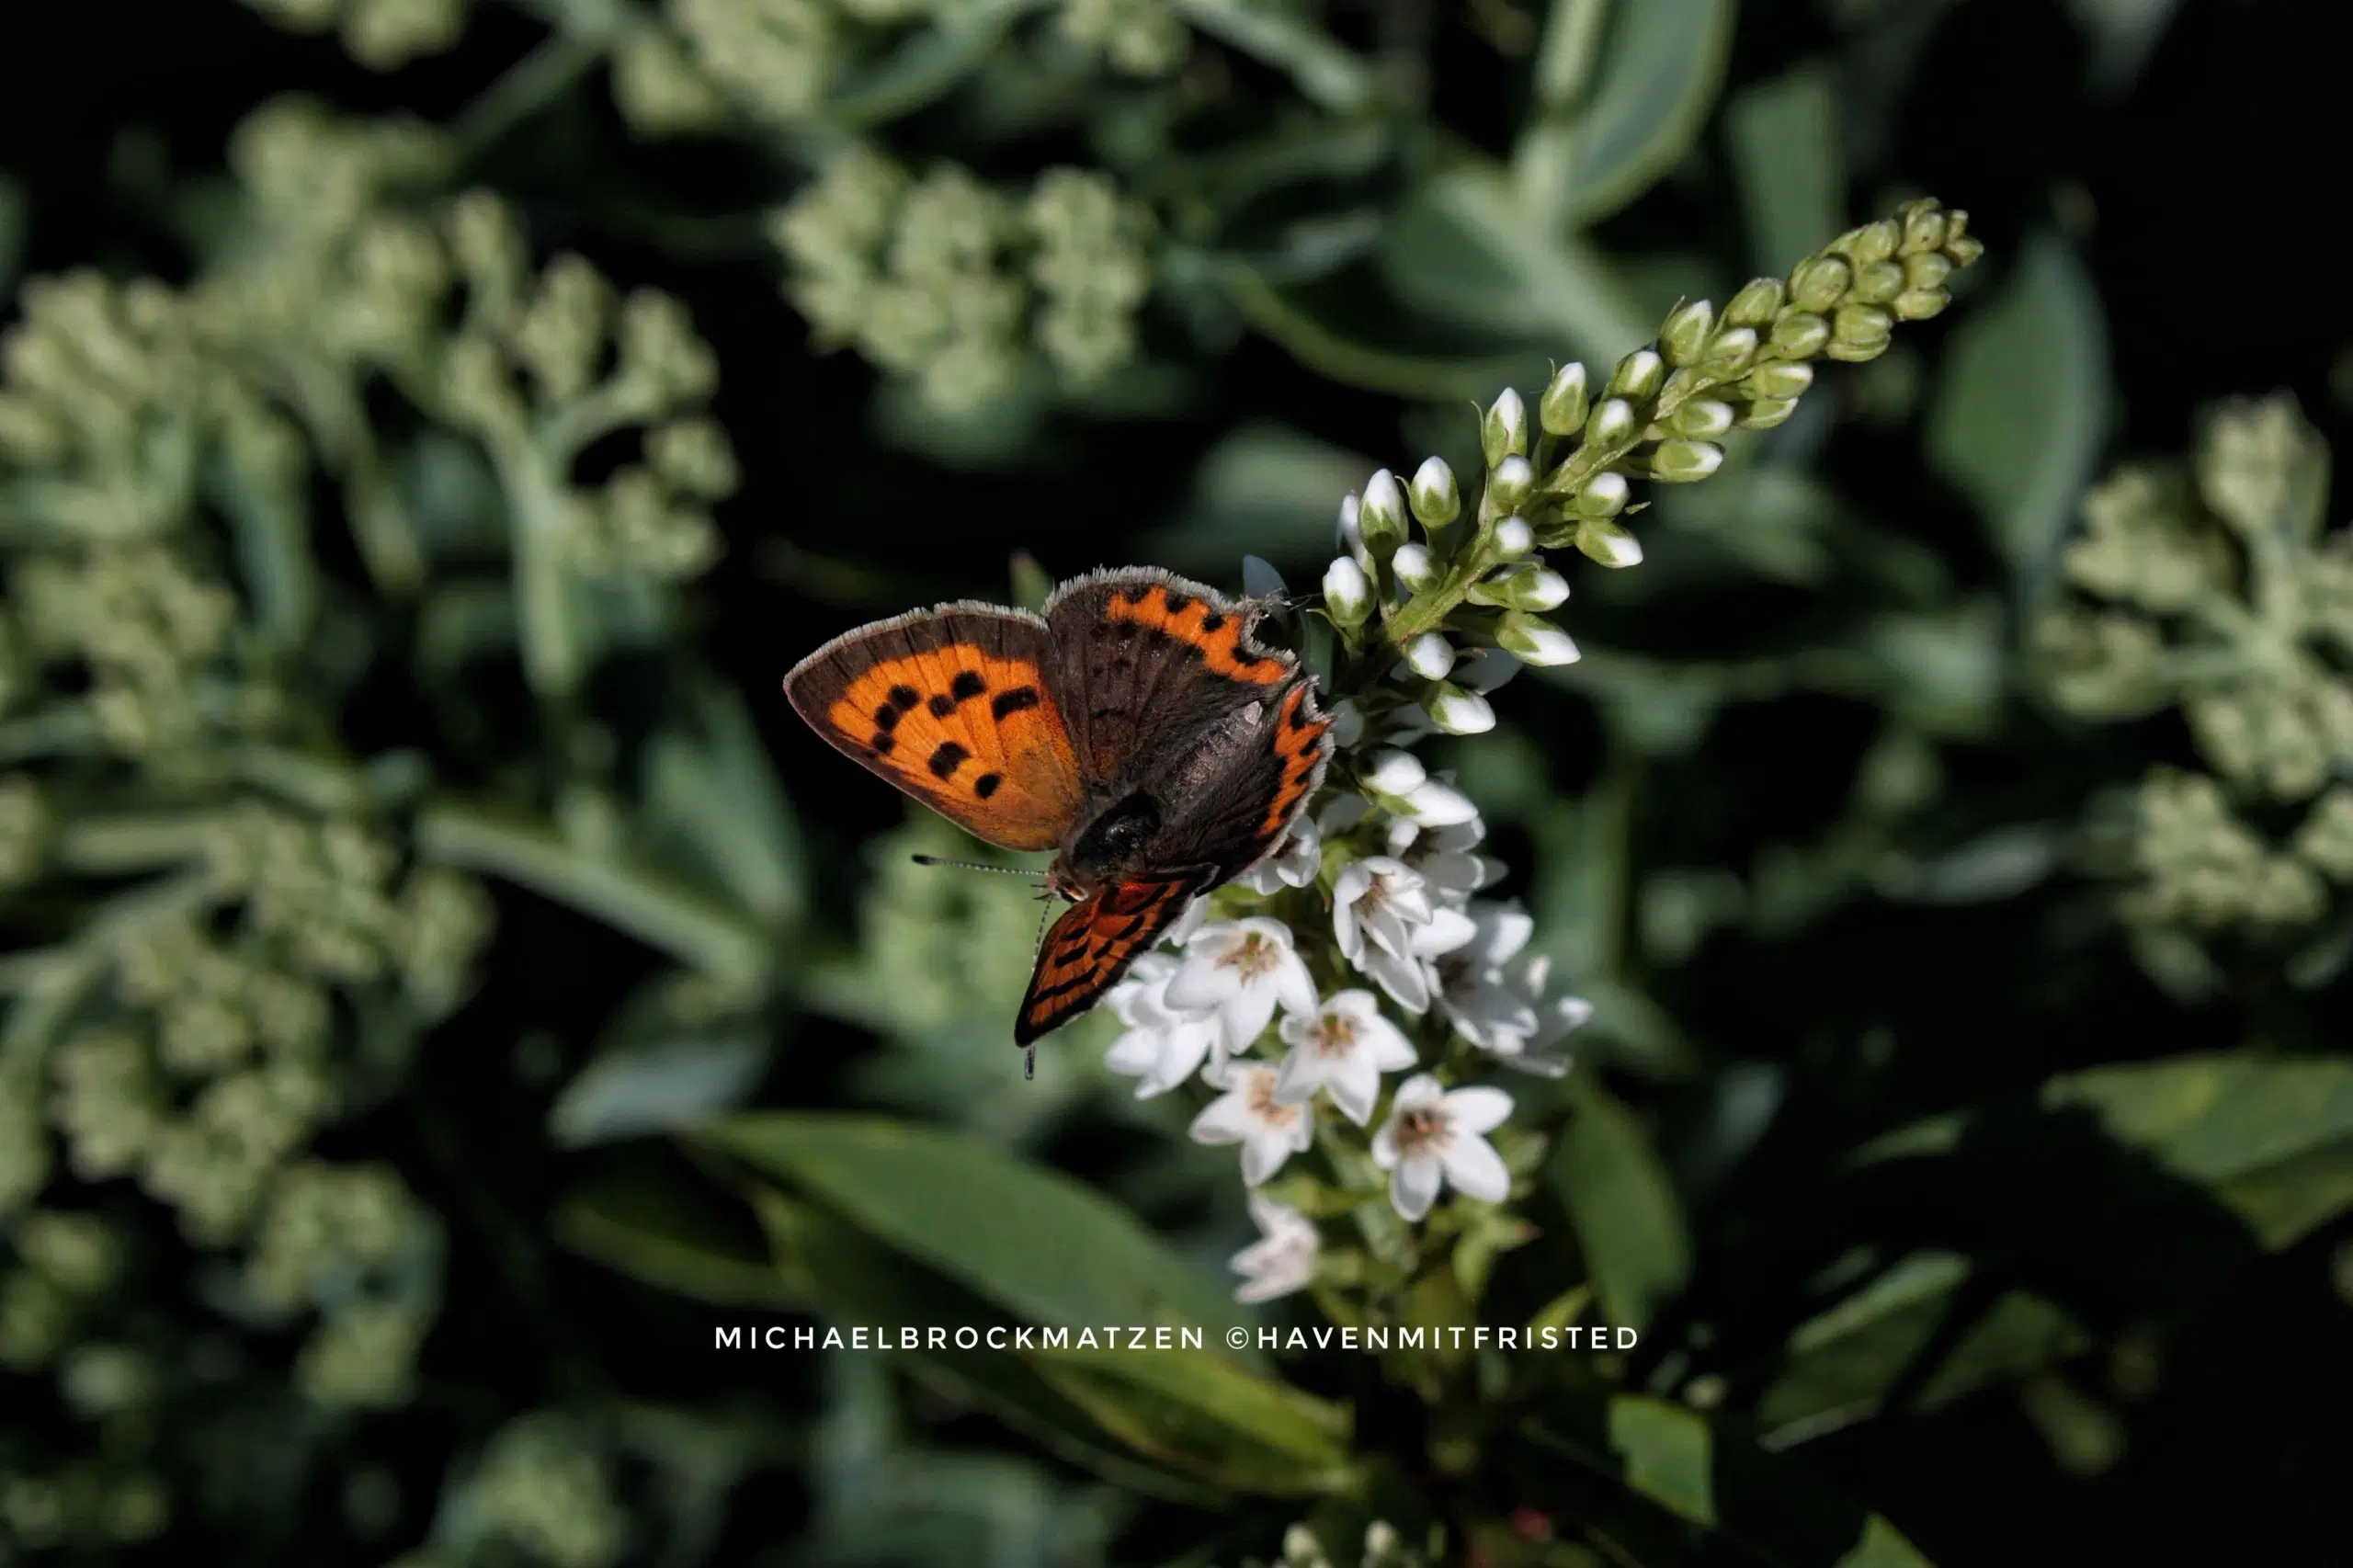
[1170,0,1385,115]
[52,812,227,875]
[449,25,616,168]
[415,801,769,983]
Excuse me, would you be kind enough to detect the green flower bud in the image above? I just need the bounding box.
[1574,517,1643,567]
[1900,202,1949,254]
[1770,311,1831,357]
[1585,397,1638,449]
[1665,398,1733,439]
[1789,256,1851,312]
[1651,439,1724,482]
[1744,361,1814,401]
[1402,632,1455,679]
[1574,471,1630,517]
[1468,562,1569,611]
[1834,302,1893,347]
[1892,289,1949,322]
[1702,326,1759,375]
[1604,348,1665,402]
[1850,259,1905,304]
[1738,397,1801,428]
[1659,300,1715,366]
[1945,231,1985,267]
[1358,469,1408,558]
[1409,457,1461,528]
[1824,337,1891,364]
[1481,388,1529,466]
[1496,611,1581,666]
[1540,361,1589,436]
[1904,251,1953,291]
[1840,218,1902,265]
[1323,555,1372,628]
[1391,541,1439,594]
[1488,455,1534,510]
[1724,277,1785,327]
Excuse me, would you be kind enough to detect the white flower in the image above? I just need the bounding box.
[1102,952,1222,1097]
[1332,856,1476,1013]
[1387,816,1499,906]
[1318,791,1370,836]
[1401,632,1455,680]
[1239,815,1322,894]
[1370,1074,1514,1221]
[1190,1062,1314,1186]
[1272,989,1417,1125]
[1323,555,1370,621]
[1490,952,1592,1078]
[1336,494,1370,568]
[1230,1193,1318,1303]
[1434,903,1542,1053]
[1165,917,1317,1055]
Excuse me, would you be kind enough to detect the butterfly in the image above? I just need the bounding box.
[785,566,1334,1067]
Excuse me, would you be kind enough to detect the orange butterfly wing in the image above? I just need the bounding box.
[1016,869,1211,1045]
[784,604,1085,852]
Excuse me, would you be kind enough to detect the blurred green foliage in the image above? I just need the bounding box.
[3,1,2349,1566]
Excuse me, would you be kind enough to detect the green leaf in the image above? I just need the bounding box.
[697,1114,1262,1358]
[640,676,807,932]
[2039,1053,2353,1249]
[1756,1250,2091,1444]
[1220,262,1552,402]
[1023,1343,1356,1496]
[1925,231,2112,586]
[548,1028,770,1148]
[551,1165,798,1310]
[1520,1395,1939,1567]
[1135,420,1378,577]
[1723,62,1846,275]
[1550,1075,1691,1330]
[1378,166,1654,368]
[1514,0,1737,231]
[751,1188,1237,1507]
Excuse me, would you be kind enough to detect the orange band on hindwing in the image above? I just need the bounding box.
[1103,584,1290,686]
[1256,683,1333,838]
[1017,872,1204,1044]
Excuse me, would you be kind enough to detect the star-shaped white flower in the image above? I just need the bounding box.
[1189,1062,1314,1186]
[1102,951,1222,1097]
[1492,953,1593,1078]
[1332,856,1476,1013]
[1165,917,1317,1055]
[1370,1074,1514,1221]
[1387,816,1499,908]
[1229,1193,1319,1303]
[1435,903,1543,1053]
[1272,989,1417,1125]
[1238,816,1322,894]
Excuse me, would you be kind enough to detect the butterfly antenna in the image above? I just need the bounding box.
[910,854,1046,878]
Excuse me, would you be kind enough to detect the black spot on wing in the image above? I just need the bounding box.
[1200,612,1225,632]
[927,693,957,717]
[888,685,920,710]
[870,733,895,754]
[951,670,987,700]
[991,687,1041,720]
[974,773,1001,798]
[927,742,969,778]
[874,704,900,729]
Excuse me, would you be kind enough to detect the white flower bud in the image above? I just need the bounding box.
[1482,387,1529,466]
[1498,611,1582,665]
[1651,439,1724,482]
[1336,494,1371,567]
[1391,541,1438,593]
[1323,555,1371,626]
[1408,457,1460,528]
[1606,348,1665,401]
[1365,749,1428,794]
[1402,631,1455,680]
[1489,455,1534,509]
[1575,517,1643,567]
[1358,469,1408,555]
[1540,361,1589,435]
[1469,562,1568,611]
[1575,471,1630,517]
[1493,515,1534,557]
[1424,683,1495,734]
[1586,398,1638,449]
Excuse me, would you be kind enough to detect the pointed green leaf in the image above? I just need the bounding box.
[1025,1343,1355,1496]
[1551,1074,1691,1330]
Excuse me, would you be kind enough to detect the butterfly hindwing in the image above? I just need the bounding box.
[784,602,1086,852]
[1042,568,1300,794]
[1016,868,1211,1045]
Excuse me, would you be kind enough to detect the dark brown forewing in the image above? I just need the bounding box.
[1041,567,1300,795]
[783,602,1086,852]
[1151,676,1334,885]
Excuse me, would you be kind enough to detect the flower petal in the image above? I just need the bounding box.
[1391,1155,1441,1221]
[1445,1085,1515,1135]
[1440,1132,1511,1203]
